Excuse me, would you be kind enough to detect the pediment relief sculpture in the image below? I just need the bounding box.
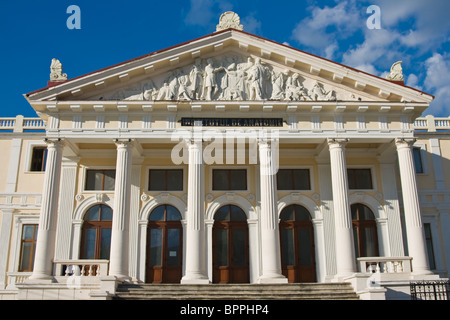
[103,55,349,102]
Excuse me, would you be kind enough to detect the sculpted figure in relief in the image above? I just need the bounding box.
[203,59,225,100]
[103,54,347,102]
[311,81,337,101]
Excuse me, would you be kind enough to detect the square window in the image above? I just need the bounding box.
[213,169,247,190]
[277,169,311,190]
[148,169,183,191]
[348,169,373,189]
[85,170,116,191]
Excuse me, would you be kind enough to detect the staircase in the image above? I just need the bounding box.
[114,283,359,300]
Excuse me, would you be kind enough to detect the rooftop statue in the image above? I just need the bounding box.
[386,61,404,82]
[216,11,244,31]
[50,58,68,82]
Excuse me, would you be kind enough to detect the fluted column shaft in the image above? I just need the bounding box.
[328,138,356,278]
[182,139,209,283]
[257,139,287,283]
[30,139,64,280]
[109,139,133,280]
[395,138,432,275]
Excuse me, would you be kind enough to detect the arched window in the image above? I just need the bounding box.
[279,205,316,283]
[351,203,379,258]
[80,204,113,260]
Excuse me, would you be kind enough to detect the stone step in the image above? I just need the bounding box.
[114,283,359,300]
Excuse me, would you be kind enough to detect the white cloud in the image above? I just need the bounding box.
[241,14,262,35]
[291,1,361,50]
[184,0,234,28]
[423,53,450,116]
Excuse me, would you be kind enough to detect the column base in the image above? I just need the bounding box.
[257,274,288,284]
[181,273,210,284]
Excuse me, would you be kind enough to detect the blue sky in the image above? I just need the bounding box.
[1,0,449,117]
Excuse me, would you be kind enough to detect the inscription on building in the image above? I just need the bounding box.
[180,118,284,127]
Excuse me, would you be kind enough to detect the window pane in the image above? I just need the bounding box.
[295,205,311,221]
[100,205,113,221]
[100,228,112,260]
[150,206,165,221]
[82,229,97,259]
[85,205,100,221]
[166,205,182,221]
[348,169,372,189]
[103,170,116,191]
[277,169,293,190]
[167,229,181,266]
[293,169,311,190]
[298,228,313,266]
[413,148,424,174]
[22,225,36,240]
[215,229,228,266]
[149,170,166,191]
[85,170,104,190]
[213,170,229,190]
[215,206,230,221]
[20,243,32,271]
[424,224,436,269]
[280,206,295,221]
[281,228,295,266]
[30,147,46,172]
[150,229,162,266]
[230,205,246,221]
[230,170,246,190]
[353,227,360,258]
[361,227,377,257]
[232,229,246,267]
[167,170,183,191]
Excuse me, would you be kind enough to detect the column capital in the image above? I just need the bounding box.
[114,138,134,150]
[327,138,349,148]
[44,138,64,148]
[395,138,416,149]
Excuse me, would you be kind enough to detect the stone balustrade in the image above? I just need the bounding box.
[357,256,413,274]
[54,260,109,278]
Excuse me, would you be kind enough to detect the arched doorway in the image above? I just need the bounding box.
[279,204,316,283]
[351,203,379,258]
[146,204,183,283]
[213,205,249,284]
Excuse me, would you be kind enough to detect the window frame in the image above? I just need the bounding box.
[82,166,116,193]
[24,141,48,173]
[276,167,313,191]
[11,215,39,273]
[18,224,38,272]
[412,143,428,175]
[80,204,113,260]
[347,166,376,191]
[211,168,248,191]
[148,169,184,192]
[146,166,186,193]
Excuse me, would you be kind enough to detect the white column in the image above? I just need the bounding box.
[257,139,287,283]
[328,138,356,278]
[395,138,432,275]
[181,139,209,284]
[29,139,64,280]
[109,139,132,280]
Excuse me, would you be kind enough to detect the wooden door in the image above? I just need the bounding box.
[280,205,316,283]
[213,205,249,284]
[146,205,183,283]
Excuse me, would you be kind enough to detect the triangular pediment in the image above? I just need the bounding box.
[26,29,433,106]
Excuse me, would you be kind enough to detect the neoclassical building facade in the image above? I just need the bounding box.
[0,12,449,300]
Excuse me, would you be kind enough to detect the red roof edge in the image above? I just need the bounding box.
[25,28,434,100]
